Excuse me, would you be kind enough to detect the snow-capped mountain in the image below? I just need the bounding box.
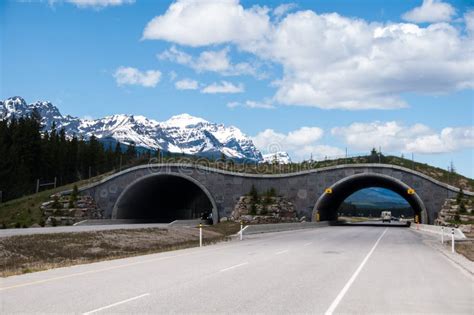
[262,151,292,164]
[0,96,263,161]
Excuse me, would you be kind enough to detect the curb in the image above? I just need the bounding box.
[412,229,474,276]
[231,221,329,237]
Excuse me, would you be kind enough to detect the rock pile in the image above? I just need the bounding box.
[41,194,103,226]
[435,198,473,234]
[229,195,303,224]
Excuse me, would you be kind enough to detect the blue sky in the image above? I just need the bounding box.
[1,0,473,176]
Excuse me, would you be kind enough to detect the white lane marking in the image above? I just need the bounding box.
[303,242,312,246]
[275,249,289,255]
[324,228,388,315]
[82,293,150,315]
[219,262,249,272]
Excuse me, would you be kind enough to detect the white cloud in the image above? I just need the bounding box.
[142,0,271,46]
[465,10,474,35]
[402,0,455,23]
[268,12,472,109]
[144,1,474,110]
[273,3,297,19]
[227,99,274,109]
[159,46,193,65]
[252,127,342,160]
[201,81,244,94]
[332,121,474,154]
[175,78,199,90]
[159,46,257,77]
[293,145,345,161]
[113,66,161,88]
[405,127,474,153]
[50,0,134,8]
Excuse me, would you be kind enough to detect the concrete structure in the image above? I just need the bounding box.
[78,163,473,224]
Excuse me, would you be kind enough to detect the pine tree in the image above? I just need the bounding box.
[368,148,383,163]
[459,200,466,213]
[249,184,258,203]
[68,184,78,209]
[125,141,137,164]
[0,116,120,202]
[456,188,464,204]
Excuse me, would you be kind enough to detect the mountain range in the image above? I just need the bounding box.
[262,151,292,164]
[345,188,409,207]
[0,96,273,162]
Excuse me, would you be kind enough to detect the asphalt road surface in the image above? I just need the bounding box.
[1,226,472,314]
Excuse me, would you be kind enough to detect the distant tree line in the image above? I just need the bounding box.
[338,201,413,218]
[0,112,149,202]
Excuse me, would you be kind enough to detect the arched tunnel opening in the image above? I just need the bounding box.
[314,174,427,223]
[114,174,216,223]
[337,188,413,219]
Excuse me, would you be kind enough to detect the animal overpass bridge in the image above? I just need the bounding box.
[78,163,471,224]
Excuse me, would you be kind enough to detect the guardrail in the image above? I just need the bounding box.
[410,223,466,240]
[241,221,329,235]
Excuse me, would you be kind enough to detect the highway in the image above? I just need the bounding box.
[1,226,472,314]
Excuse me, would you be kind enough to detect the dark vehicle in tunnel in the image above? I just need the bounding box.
[201,212,213,225]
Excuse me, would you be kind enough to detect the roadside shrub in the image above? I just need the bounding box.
[69,185,78,209]
[267,187,277,197]
[250,203,257,215]
[454,214,460,222]
[249,185,258,202]
[459,201,466,213]
[456,188,464,204]
[52,195,62,210]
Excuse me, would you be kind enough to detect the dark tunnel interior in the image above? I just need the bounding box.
[316,174,424,222]
[115,175,213,223]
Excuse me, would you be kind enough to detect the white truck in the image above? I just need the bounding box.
[381,211,392,223]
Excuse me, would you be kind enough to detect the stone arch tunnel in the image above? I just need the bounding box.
[313,173,427,223]
[113,173,218,223]
[78,164,472,224]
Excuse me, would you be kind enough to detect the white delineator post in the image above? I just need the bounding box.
[199,223,203,247]
[451,228,455,253]
[240,221,243,241]
[441,226,444,244]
